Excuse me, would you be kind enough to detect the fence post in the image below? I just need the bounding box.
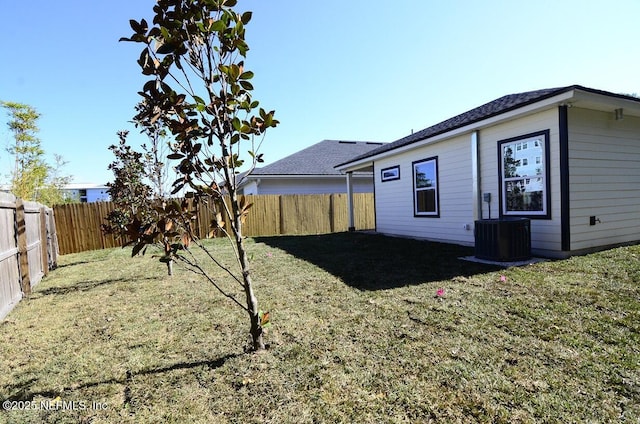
[15,199,31,296]
[278,195,285,235]
[40,207,49,276]
[329,194,335,233]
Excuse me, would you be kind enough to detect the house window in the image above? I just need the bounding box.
[381,165,400,182]
[498,130,550,218]
[413,157,439,217]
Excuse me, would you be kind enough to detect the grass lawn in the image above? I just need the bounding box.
[0,232,639,423]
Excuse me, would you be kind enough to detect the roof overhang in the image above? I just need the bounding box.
[238,172,373,189]
[336,87,640,171]
[243,172,373,180]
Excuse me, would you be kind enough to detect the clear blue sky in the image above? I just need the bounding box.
[1,0,638,185]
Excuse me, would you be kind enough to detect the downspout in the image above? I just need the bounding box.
[471,131,481,220]
[346,172,355,232]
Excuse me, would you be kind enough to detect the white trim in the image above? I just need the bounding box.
[471,131,480,221]
[244,173,373,180]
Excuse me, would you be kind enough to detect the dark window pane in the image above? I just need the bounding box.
[416,189,436,213]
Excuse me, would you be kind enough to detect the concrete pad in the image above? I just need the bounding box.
[459,256,547,267]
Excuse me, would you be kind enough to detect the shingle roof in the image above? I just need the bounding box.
[338,84,639,167]
[252,139,384,176]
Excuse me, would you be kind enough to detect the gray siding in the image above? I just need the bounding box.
[478,108,562,256]
[372,108,564,255]
[374,134,476,245]
[568,108,640,250]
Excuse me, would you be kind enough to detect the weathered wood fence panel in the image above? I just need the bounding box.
[54,193,375,255]
[0,194,21,320]
[0,192,58,320]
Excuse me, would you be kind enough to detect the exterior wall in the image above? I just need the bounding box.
[372,108,563,255]
[62,187,110,203]
[244,177,373,195]
[86,188,110,202]
[374,134,476,245]
[477,108,562,256]
[568,108,640,251]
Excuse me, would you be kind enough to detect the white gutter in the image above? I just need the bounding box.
[471,131,480,221]
[245,173,373,179]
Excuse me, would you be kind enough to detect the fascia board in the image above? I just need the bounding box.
[245,173,372,179]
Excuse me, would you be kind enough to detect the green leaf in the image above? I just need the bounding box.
[241,11,253,25]
[239,71,254,80]
[210,19,226,32]
[231,117,242,131]
[156,42,177,54]
[129,19,143,33]
[239,80,254,91]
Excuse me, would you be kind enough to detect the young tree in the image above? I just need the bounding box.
[36,154,74,206]
[1,101,71,205]
[2,101,47,200]
[121,0,278,351]
[103,130,178,275]
[104,130,154,234]
[134,100,172,199]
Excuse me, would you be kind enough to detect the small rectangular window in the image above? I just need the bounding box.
[380,165,400,182]
[413,157,439,217]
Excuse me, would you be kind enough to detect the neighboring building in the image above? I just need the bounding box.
[337,85,640,258]
[62,183,110,203]
[239,139,384,195]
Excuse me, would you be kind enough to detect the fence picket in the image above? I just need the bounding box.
[1,192,57,320]
[53,193,375,255]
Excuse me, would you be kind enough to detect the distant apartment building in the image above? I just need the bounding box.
[62,183,110,203]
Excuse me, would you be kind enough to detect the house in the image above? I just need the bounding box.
[337,85,640,258]
[62,183,110,203]
[239,139,384,195]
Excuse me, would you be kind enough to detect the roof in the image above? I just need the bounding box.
[63,183,109,190]
[337,85,640,167]
[251,139,384,176]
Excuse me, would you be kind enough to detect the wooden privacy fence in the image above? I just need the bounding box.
[54,193,375,255]
[0,192,58,320]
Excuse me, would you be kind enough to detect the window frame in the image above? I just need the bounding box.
[380,165,400,182]
[497,130,551,219]
[412,156,440,218]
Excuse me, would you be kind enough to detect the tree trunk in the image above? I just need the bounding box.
[230,194,265,351]
[238,235,264,350]
[166,259,173,276]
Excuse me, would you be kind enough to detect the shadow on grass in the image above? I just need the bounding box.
[54,260,93,269]
[3,353,239,402]
[30,277,159,298]
[256,232,501,290]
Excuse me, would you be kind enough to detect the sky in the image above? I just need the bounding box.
[1,0,639,186]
